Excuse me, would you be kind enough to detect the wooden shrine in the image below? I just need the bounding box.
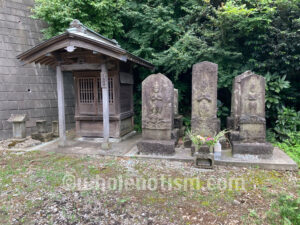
[17,20,154,147]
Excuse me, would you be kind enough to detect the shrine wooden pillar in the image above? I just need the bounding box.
[100,62,110,149]
[56,63,66,145]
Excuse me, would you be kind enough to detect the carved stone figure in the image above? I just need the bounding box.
[248,87,258,115]
[138,73,175,155]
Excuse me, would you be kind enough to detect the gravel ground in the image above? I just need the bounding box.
[0,137,41,150]
[0,151,298,225]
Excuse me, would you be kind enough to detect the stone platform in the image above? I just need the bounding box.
[17,132,297,171]
[126,146,298,171]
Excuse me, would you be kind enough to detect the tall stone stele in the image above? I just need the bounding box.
[137,73,176,155]
[228,71,273,157]
[191,61,220,152]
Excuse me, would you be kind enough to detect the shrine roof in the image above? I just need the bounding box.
[17,20,154,69]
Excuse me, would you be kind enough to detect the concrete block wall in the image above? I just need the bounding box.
[0,0,75,140]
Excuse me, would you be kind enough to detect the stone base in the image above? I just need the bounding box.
[32,132,53,142]
[191,117,220,137]
[232,141,274,158]
[194,153,214,169]
[137,139,175,155]
[142,129,172,140]
[174,115,183,129]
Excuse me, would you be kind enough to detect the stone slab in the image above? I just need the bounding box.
[24,132,297,171]
[232,141,273,157]
[126,147,297,171]
[137,139,175,155]
[214,148,298,171]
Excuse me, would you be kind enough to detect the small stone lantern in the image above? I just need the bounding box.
[7,114,28,139]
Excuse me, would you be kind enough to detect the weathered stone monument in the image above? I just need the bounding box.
[228,71,273,157]
[227,71,252,141]
[7,114,28,139]
[137,73,175,155]
[191,61,220,153]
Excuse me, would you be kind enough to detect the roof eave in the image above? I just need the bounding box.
[17,32,154,69]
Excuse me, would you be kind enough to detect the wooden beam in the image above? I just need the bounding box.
[56,64,66,145]
[61,63,101,71]
[100,63,110,149]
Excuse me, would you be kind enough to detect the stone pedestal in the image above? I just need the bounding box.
[7,114,28,139]
[137,73,175,155]
[52,121,59,137]
[12,122,26,139]
[232,142,273,157]
[32,119,53,142]
[137,139,176,155]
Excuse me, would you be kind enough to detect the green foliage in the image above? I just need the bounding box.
[274,107,300,141]
[32,0,300,133]
[271,107,300,164]
[267,194,300,225]
[265,73,291,124]
[275,132,300,165]
[32,0,125,39]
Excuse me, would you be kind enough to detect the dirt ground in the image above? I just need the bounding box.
[0,150,298,225]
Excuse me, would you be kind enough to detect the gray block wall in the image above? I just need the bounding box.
[0,0,75,140]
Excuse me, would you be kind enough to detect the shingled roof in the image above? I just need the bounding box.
[17,20,154,69]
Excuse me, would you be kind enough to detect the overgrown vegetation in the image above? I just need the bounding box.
[267,194,300,225]
[32,0,300,158]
